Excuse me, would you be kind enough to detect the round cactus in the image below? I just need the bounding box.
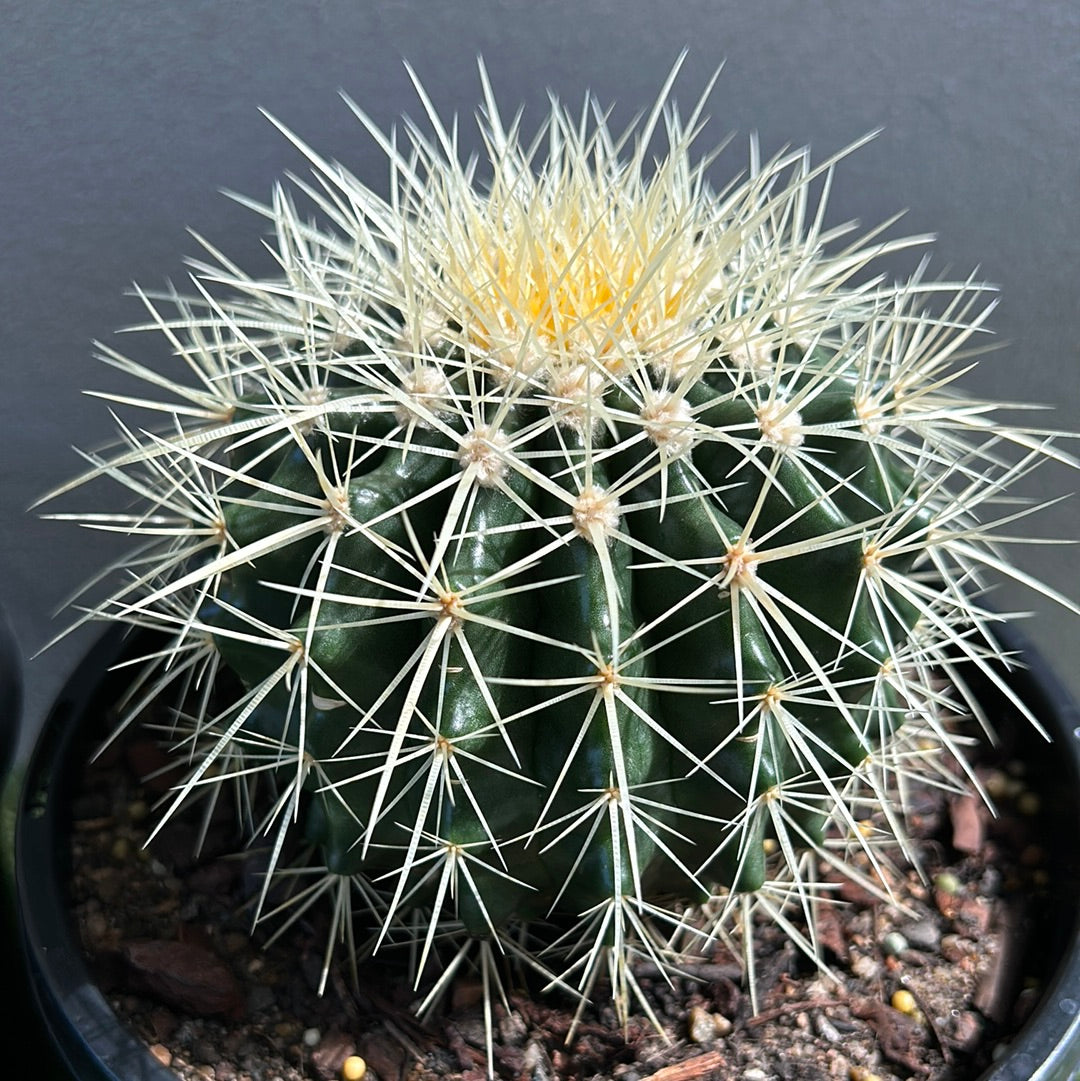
[48,60,1075,1046]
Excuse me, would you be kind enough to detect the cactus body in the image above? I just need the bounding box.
[48,62,1075,1037]
[192,332,924,919]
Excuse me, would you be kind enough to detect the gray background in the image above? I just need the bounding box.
[2,1,1078,743]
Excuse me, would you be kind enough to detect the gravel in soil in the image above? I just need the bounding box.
[70,722,1055,1081]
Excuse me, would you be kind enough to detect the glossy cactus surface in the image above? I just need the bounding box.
[47,61,1075,1034]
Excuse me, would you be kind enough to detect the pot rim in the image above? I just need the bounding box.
[974,622,1080,1081]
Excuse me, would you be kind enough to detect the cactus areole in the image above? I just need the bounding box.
[47,60,1076,1031]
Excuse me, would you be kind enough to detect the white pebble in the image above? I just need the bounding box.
[851,953,880,980]
[814,1013,842,1042]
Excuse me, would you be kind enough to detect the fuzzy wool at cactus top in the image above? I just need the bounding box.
[46,58,1076,1050]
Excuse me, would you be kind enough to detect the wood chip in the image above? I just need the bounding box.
[816,902,847,957]
[850,997,931,1075]
[123,939,244,1019]
[355,1030,408,1081]
[640,1050,728,1080]
[974,902,1027,1023]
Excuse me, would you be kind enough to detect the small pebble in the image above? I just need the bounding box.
[903,919,941,952]
[849,1068,882,1081]
[891,989,918,1016]
[851,954,879,980]
[498,1009,527,1045]
[302,1027,321,1048]
[880,932,907,957]
[982,769,1010,799]
[148,1044,172,1068]
[687,1005,718,1043]
[940,934,969,962]
[341,1056,367,1081]
[522,1041,555,1081]
[743,1070,768,1081]
[934,871,961,894]
[84,910,109,944]
[814,1012,842,1042]
[1004,776,1025,798]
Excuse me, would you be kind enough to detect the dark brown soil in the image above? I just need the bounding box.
[70,719,1054,1081]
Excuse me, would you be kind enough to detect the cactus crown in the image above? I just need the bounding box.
[47,58,1076,1060]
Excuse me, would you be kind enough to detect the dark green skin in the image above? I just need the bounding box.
[411,470,542,935]
[199,346,929,932]
[628,456,781,893]
[530,438,670,910]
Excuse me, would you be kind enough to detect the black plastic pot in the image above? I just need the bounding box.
[3,624,1079,1080]
[2,629,174,1081]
